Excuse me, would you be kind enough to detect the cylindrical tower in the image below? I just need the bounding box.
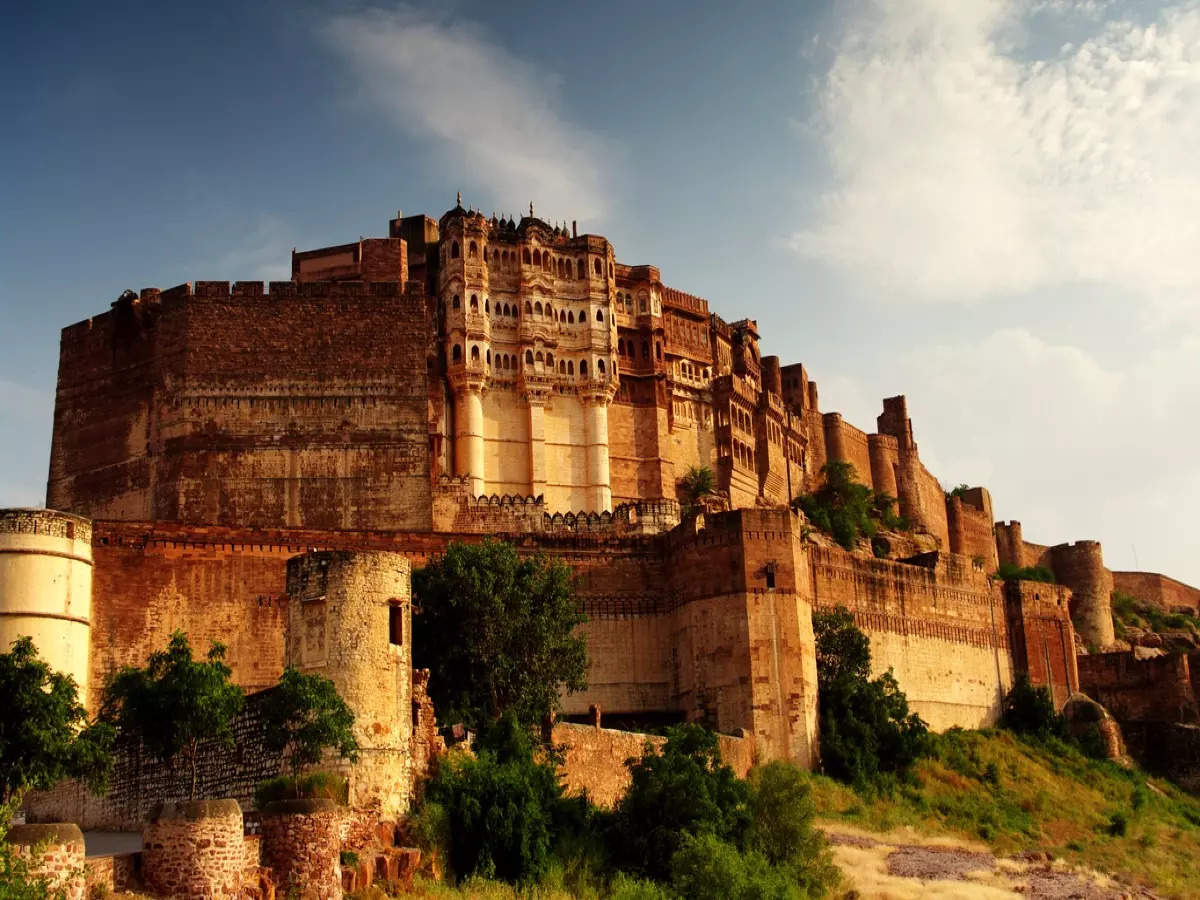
[0,509,92,703]
[286,550,413,817]
[761,356,783,396]
[867,434,899,500]
[582,393,613,512]
[1050,541,1115,649]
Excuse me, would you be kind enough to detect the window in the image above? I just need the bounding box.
[470,295,478,310]
[470,345,480,361]
[546,353,554,367]
[596,309,604,322]
[618,339,625,355]
[452,294,460,309]
[484,298,489,313]
[640,297,648,313]
[524,301,532,315]
[593,258,601,275]
[469,241,478,258]
[598,359,606,374]
[577,259,585,279]
[523,248,532,264]
[535,302,543,316]
[452,344,462,362]
[656,343,662,360]
[486,349,491,365]
[389,602,404,646]
[536,351,544,363]
[526,350,534,364]
[533,250,541,266]
[580,360,588,377]
[642,340,649,359]
[567,311,574,324]
[451,241,460,259]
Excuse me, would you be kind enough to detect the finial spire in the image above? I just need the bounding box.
[457,191,462,206]
[530,201,534,217]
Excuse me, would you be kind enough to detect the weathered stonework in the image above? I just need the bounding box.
[7,823,85,900]
[141,799,244,900]
[260,800,343,900]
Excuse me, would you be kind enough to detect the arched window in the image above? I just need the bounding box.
[559,360,566,374]
[492,249,499,263]
[546,305,554,320]
[484,299,489,313]
[577,259,585,279]
[535,302,543,316]
[535,351,544,363]
[642,340,649,359]
[546,353,554,367]
[593,258,601,275]
[580,360,588,377]
[598,359,606,374]
[451,241,460,259]
[524,301,532,315]
[468,241,478,258]
[596,309,604,322]
[568,360,574,375]
[533,249,541,266]
[525,350,534,365]
[640,297,648,313]
[557,259,565,277]
[656,342,662,360]
[470,345,480,361]
[523,248,532,264]
[486,349,491,365]
[618,339,625,355]
[544,254,551,271]
[567,310,574,324]
[470,294,478,310]
[452,344,462,362]
[452,294,460,309]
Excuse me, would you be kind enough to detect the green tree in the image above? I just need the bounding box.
[101,631,244,800]
[260,667,359,792]
[746,762,837,895]
[412,540,587,730]
[1001,674,1065,739]
[611,724,751,881]
[670,833,798,900]
[813,607,928,787]
[680,465,716,513]
[0,636,114,805]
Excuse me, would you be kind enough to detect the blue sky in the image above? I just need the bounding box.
[2,0,1198,584]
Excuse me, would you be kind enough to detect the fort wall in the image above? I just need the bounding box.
[1050,541,1116,649]
[1112,570,1200,613]
[821,414,874,491]
[48,281,432,532]
[947,488,999,570]
[808,546,1013,729]
[1003,580,1079,706]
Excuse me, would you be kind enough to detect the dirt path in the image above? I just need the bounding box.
[820,822,1159,899]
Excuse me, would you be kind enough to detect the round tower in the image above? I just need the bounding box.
[0,509,92,703]
[1050,541,1115,649]
[285,550,413,817]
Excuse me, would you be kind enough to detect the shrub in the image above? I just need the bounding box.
[416,716,567,884]
[669,833,797,900]
[608,872,676,900]
[260,667,359,788]
[813,607,929,788]
[610,724,750,880]
[792,462,910,551]
[254,771,349,807]
[746,762,838,896]
[1000,675,1066,739]
[995,563,1056,584]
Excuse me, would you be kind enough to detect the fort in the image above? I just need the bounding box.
[6,198,1200,843]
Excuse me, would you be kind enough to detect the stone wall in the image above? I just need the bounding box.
[48,281,431,531]
[261,800,343,900]
[1004,580,1079,707]
[551,721,754,808]
[1076,651,1198,725]
[1112,570,1200,613]
[7,824,85,900]
[142,799,244,900]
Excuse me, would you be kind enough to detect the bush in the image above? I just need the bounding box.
[669,833,797,900]
[608,872,676,900]
[792,462,909,551]
[746,762,838,896]
[254,771,349,807]
[995,563,1056,584]
[415,716,568,884]
[813,607,929,788]
[1000,675,1066,739]
[610,724,750,880]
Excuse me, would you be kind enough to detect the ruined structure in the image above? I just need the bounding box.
[7,198,1200,817]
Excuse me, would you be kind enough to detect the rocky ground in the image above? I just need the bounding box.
[822,823,1159,899]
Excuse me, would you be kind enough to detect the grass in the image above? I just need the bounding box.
[806,728,1200,897]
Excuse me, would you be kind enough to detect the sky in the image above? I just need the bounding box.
[1,0,1197,584]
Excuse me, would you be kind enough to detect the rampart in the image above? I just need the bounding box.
[48,280,432,532]
[1112,570,1200,613]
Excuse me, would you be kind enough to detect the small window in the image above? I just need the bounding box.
[471,345,480,361]
[470,294,479,310]
[389,602,404,646]
[452,295,460,309]
[523,248,532,264]
[598,359,606,374]
[533,249,541,266]
[580,360,588,377]
[593,258,601,275]
[577,259,585,278]
[469,241,478,258]
[526,350,534,364]
[596,309,604,322]
[451,241,460,259]
[452,344,462,362]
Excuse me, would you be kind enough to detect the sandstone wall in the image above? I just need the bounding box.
[1003,580,1079,706]
[551,722,754,809]
[808,546,1012,730]
[48,281,431,531]
[1112,570,1200,613]
[1076,652,1198,725]
[8,824,85,900]
[142,800,244,900]
[947,488,999,570]
[821,413,874,490]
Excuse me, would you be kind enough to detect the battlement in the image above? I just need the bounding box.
[661,285,709,316]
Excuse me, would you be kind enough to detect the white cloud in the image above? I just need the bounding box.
[791,0,1200,307]
[324,6,609,220]
[875,326,1200,584]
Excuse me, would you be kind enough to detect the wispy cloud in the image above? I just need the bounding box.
[790,0,1200,308]
[323,6,609,219]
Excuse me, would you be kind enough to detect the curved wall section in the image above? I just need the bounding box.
[0,509,93,699]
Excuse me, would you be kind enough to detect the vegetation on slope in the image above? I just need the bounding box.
[994,562,1057,584]
[792,462,910,551]
[807,728,1200,897]
[1111,589,1200,645]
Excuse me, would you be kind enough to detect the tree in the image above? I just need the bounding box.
[101,631,244,800]
[813,608,928,787]
[260,667,359,792]
[412,540,587,730]
[1001,674,1065,739]
[680,465,716,513]
[0,636,114,805]
[611,724,751,881]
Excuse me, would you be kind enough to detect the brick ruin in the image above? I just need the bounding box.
[8,198,1200,826]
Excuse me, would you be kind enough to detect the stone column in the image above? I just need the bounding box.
[454,386,485,497]
[582,394,612,512]
[261,799,343,900]
[526,395,547,499]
